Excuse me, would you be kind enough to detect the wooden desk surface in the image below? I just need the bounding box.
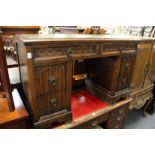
[15,34,155,45]
[0,89,29,127]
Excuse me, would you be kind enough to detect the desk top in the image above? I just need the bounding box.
[15,34,155,44]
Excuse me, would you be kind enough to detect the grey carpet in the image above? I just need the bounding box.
[125,109,155,129]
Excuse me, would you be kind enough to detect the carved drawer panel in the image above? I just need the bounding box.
[34,63,67,96]
[33,44,97,60]
[36,90,67,118]
[117,55,136,91]
[102,43,137,53]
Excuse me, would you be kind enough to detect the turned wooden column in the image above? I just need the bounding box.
[0,32,15,111]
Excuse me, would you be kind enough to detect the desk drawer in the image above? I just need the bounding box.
[74,113,109,129]
[33,44,97,60]
[102,43,137,54]
[34,62,67,95]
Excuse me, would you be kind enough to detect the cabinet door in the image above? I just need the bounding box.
[117,55,135,91]
[130,43,152,92]
[144,43,155,87]
[34,61,72,119]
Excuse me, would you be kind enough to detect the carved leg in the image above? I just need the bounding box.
[129,92,153,117]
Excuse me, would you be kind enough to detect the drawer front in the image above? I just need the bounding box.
[106,104,129,129]
[102,43,137,53]
[74,113,109,129]
[33,61,71,119]
[33,44,97,60]
[34,63,67,96]
[36,89,67,118]
[117,55,136,91]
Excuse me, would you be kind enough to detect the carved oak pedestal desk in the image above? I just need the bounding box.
[15,34,155,128]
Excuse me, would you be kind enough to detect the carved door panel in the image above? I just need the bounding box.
[117,55,135,91]
[34,61,72,119]
[130,43,152,92]
[144,43,155,87]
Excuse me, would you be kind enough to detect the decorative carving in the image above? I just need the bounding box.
[117,56,135,91]
[103,44,137,52]
[129,92,153,110]
[33,45,96,59]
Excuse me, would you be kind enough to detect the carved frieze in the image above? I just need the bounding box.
[33,45,96,59]
[103,44,138,52]
[129,92,153,110]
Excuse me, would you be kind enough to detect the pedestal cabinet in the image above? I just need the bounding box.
[130,43,155,110]
[85,43,137,103]
[15,34,155,128]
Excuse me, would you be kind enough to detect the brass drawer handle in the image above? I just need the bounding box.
[66,50,73,57]
[49,98,57,107]
[48,76,57,86]
[91,120,98,127]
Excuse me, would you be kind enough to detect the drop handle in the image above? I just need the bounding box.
[48,76,57,86]
[66,50,73,57]
[49,98,57,107]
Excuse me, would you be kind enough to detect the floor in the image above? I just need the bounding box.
[124,109,155,129]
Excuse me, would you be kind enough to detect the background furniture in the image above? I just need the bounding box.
[0,26,40,67]
[0,26,40,89]
[0,33,15,111]
[0,89,29,129]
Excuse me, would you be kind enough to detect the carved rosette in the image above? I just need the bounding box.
[129,92,153,110]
